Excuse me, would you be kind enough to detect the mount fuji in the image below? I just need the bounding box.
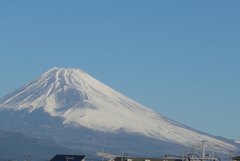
[0,67,239,156]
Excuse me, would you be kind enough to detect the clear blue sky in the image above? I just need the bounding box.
[1,1,240,142]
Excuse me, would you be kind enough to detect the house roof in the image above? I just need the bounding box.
[232,156,240,160]
[50,154,87,161]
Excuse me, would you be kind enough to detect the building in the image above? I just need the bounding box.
[111,156,183,161]
[50,154,87,161]
[232,156,240,161]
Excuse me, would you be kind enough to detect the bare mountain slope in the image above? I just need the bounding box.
[0,129,79,160]
[0,67,239,156]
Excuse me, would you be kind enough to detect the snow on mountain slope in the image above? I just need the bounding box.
[0,67,237,152]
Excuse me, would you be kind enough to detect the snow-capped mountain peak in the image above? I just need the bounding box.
[0,67,238,153]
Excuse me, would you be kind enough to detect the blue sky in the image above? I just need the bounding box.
[0,0,240,144]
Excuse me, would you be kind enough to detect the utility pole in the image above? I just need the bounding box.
[121,151,124,161]
[212,145,215,159]
[229,151,233,161]
[201,141,205,161]
[27,152,31,161]
[192,144,195,159]
[102,149,104,161]
[185,149,188,161]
